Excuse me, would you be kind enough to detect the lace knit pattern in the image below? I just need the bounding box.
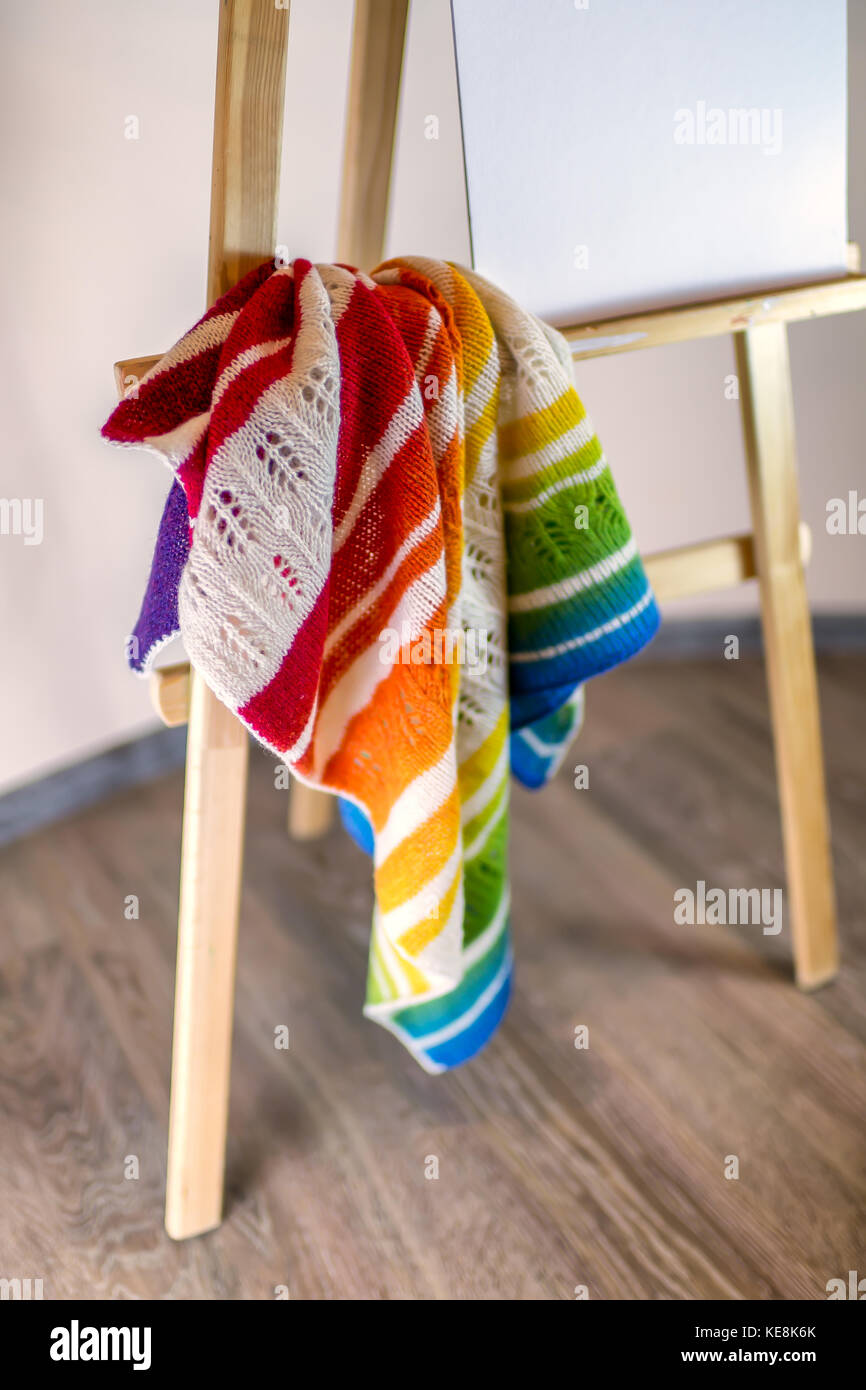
[102,257,659,1072]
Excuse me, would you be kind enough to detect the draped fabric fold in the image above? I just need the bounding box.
[103,257,659,1070]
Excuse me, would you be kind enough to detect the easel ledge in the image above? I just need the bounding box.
[114,245,864,389]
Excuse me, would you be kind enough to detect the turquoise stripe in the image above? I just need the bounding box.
[510,686,585,789]
[385,915,510,1039]
[509,558,651,654]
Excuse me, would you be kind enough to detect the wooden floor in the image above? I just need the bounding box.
[1,654,864,1300]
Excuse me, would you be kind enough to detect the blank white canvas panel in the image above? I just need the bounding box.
[450,0,848,324]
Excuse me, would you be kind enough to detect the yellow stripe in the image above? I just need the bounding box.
[464,381,497,489]
[449,269,495,394]
[458,707,509,802]
[397,861,461,957]
[463,773,507,849]
[375,786,460,913]
[499,392,585,463]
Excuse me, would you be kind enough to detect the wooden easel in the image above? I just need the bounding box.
[114,0,866,1240]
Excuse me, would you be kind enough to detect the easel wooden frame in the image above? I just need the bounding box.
[113,0,866,1239]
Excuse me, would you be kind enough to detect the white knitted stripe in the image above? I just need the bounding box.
[142,412,210,473]
[463,793,508,863]
[508,537,638,613]
[425,365,459,462]
[514,726,559,758]
[283,694,318,765]
[332,384,427,552]
[539,318,577,376]
[460,263,565,381]
[510,586,655,661]
[370,852,464,988]
[463,338,499,432]
[503,455,609,513]
[368,895,468,1008]
[371,910,415,997]
[179,267,339,710]
[369,266,401,287]
[416,303,444,380]
[456,416,508,767]
[461,887,510,969]
[413,868,465,977]
[315,262,361,326]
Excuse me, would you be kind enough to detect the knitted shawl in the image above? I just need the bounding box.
[103,257,659,1071]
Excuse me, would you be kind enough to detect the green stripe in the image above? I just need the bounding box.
[509,555,649,650]
[502,433,604,505]
[462,810,508,946]
[506,492,633,598]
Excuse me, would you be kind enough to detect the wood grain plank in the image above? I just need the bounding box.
[1,654,864,1297]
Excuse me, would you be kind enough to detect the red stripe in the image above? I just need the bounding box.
[177,438,209,519]
[102,344,223,444]
[330,280,420,530]
[239,579,329,754]
[205,267,307,461]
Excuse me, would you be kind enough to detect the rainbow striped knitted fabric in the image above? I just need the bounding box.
[103,257,659,1072]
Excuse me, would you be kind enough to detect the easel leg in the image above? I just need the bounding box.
[284,0,408,845]
[734,323,838,988]
[289,781,334,840]
[165,669,249,1239]
[161,0,285,1240]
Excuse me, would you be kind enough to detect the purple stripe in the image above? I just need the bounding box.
[128,480,189,672]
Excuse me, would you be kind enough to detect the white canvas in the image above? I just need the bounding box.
[450,0,848,324]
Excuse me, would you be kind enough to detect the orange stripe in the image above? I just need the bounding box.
[320,658,454,830]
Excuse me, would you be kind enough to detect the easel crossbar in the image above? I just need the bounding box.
[114,250,864,387]
[143,523,812,730]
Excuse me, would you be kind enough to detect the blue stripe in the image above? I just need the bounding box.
[421,966,513,1069]
[510,737,554,789]
[510,588,660,695]
[338,796,375,855]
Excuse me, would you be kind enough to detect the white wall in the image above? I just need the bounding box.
[1,0,864,796]
[450,0,849,323]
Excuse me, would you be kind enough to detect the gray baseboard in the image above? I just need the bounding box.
[0,725,187,850]
[645,613,866,659]
[1,614,864,850]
